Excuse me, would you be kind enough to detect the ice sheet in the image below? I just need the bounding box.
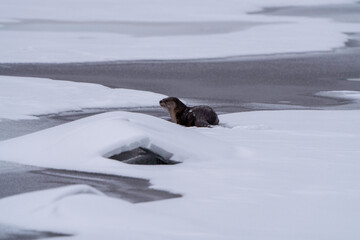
[316,90,360,102]
[0,110,359,239]
[0,0,358,62]
[0,76,166,120]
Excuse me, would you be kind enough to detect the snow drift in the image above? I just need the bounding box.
[0,110,359,239]
[0,76,166,120]
[0,0,358,62]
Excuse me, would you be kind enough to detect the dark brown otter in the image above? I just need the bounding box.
[159,97,219,127]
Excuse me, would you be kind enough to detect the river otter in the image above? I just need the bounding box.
[159,97,219,127]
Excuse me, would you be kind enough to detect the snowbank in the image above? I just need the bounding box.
[0,0,358,62]
[316,90,360,102]
[1,0,356,22]
[0,111,235,181]
[0,110,359,239]
[348,78,360,82]
[2,19,357,63]
[0,76,166,120]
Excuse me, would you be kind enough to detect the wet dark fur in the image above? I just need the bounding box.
[159,97,219,127]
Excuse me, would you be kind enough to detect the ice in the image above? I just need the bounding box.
[0,111,234,176]
[0,185,104,218]
[315,90,360,110]
[1,1,359,237]
[0,185,205,240]
[0,185,105,234]
[242,102,309,110]
[0,0,355,22]
[316,90,360,102]
[0,110,359,239]
[348,78,360,81]
[0,19,357,63]
[0,76,166,120]
[0,0,358,62]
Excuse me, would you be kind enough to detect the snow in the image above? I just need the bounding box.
[2,19,357,63]
[0,111,234,174]
[0,76,166,120]
[348,78,360,82]
[0,1,359,237]
[0,110,359,239]
[242,102,309,110]
[316,90,360,102]
[1,0,356,22]
[314,90,360,110]
[0,0,358,62]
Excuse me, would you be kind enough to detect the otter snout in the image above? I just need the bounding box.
[159,99,166,108]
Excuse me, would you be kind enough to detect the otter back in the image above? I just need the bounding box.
[177,106,219,127]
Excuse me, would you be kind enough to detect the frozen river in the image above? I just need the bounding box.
[1,2,360,240]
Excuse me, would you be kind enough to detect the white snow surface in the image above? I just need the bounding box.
[0,0,358,62]
[316,90,360,102]
[1,0,356,22]
[0,110,359,239]
[0,76,166,120]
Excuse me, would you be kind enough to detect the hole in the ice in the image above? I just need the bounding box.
[109,147,180,165]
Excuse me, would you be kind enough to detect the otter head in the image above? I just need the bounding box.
[159,97,187,123]
[159,97,178,111]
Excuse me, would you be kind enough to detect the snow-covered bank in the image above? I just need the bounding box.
[2,19,357,63]
[0,76,166,120]
[316,90,360,109]
[0,110,359,239]
[0,0,359,63]
[0,111,234,177]
[316,90,360,102]
[1,0,356,22]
